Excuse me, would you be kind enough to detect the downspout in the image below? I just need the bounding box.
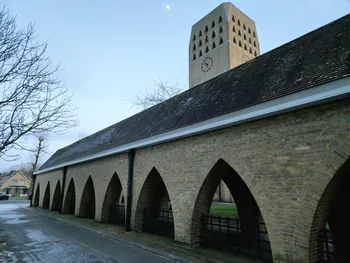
[125,149,135,232]
[58,166,67,213]
[30,172,36,207]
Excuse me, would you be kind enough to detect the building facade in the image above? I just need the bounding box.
[0,171,31,195]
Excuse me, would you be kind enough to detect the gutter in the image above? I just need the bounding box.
[34,76,350,175]
[125,149,135,231]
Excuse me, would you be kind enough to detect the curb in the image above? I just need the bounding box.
[24,206,192,263]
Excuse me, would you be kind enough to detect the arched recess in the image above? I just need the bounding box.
[134,168,174,237]
[63,178,76,214]
[33,184,40,207]
[42,182,50,209]
[78,176,96,219]
[309,157,350,262]
[51,181,61,211]
[101,173,123,222]
[190,159,271,252]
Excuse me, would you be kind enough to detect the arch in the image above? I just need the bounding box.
[219,26,223,34]
[199,50,202,57]
[239,40,242,47]
[51,181,61,211]
[243,24,246,30]
[101,173,123,222]
[63,178,75,214]
[233,37,236,44]
[249,47,252,54]
[238,30,241,36]
[205,46,209,53]
[218,16,223,23]
[248,27,251,34]
[189,159,271,255]
[205,36,208,43]
[33,183,40,207]
[193,53,196,61]
[309,157,350,262]
[212,42,216,49]
[232,15,235,22]
[254,41,257,47]
[254,50,257,56]
[232,25,235,32]
[199,40,202,47]
[219,37,223,45]
[212,31,216,38]
[192,34,196,41]
[238,20,241,26]
[199,30,202,37]
[42,182,50,209]
[253,31,256,37]
[205,25,208,33]
[211,21,215,28]
[244,44,247,51]
[244,34,247,40]
[193,44,196,51]
[78,176,96,219]
[134,168,174,237]
[249,37,252,44]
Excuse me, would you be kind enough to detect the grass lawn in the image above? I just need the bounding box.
[9,196,28,200]
[210,203,238,217]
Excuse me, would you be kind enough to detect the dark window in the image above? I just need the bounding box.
[212,31,216,38]
[193,34,196,41]
[199,50,202,57]
[249,37,251,44]
[232,25,236,32]
[239,40,242,47]
[212,21,215,28]
[199,30,202,37]
[205,46,209,53]
[232,15,235,22]
[199,40,202,47]
[233,36,236,43]
[218,16,223,23]
[254,50,257,56]
[219,37,223,45]
[238,20,241,26]
[193,44,196,51]
[193,53,196,61]
[244,34,246,40]
[243,24,246,30]
[248,28,251,34]
[253,31,256,37]
[219,26,223,34]
[244,44,247,51]
[249,47,252,54]
[205,26,209,33]
[238,30,241,36]
[254,41,256,47]
[212,42,216,49]
[205,36,209,43]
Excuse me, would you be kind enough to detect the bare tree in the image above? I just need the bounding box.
[31,134,49,171]
[133,78,183,110]
[0,7,78,160]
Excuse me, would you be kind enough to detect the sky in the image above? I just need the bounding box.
[0,0,349,171]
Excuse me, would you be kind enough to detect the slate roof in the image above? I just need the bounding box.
[40,14,350,171]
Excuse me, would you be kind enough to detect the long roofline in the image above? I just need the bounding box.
[34,76,350,175]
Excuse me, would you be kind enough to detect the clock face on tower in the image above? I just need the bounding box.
[201,57,214,72]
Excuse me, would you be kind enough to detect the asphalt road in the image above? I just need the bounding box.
[0,200,175,263]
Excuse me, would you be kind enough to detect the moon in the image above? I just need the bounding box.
[166,5,170,10]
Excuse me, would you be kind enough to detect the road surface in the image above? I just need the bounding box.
[0,200,176,263]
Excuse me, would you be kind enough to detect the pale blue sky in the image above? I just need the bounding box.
[0,0,349,170]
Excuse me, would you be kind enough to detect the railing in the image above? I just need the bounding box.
[200,215,272,262]
[318,227,335,262]
[143,208,174,238]
[108,204,125,226]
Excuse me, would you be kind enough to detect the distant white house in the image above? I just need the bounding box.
[0,171,32,195]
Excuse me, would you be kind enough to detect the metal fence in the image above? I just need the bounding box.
[318,227,335,262]
[109,204,125,226]
[200,215,272,262]
[143,208,174,238]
